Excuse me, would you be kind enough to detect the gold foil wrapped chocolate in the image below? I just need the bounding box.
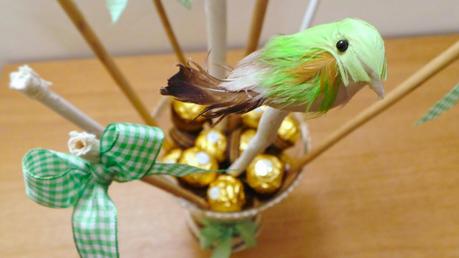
[241,106,266,128]
[172,100,206,122]
[161,148,182,164]
[171,100,207,132]
[207,175,246,212]
[247,154,284,194]
[195,129,227,162]
[239,129,256,152]
[178,147,218,187]
[277,115,300,143]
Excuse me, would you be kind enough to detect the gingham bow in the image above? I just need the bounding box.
[22,123,206,258]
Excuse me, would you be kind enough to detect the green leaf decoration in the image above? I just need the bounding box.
[106,0,129,23]
[417,84,459,125]
[178,0,192,9]
[199,219,258,258]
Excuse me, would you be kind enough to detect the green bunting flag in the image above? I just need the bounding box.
[106,0,128,23]
[23,123,211,257]
[417,84,459,125]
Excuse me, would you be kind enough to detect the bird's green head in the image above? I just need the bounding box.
[307,18,387,97]
[262,18,387,99]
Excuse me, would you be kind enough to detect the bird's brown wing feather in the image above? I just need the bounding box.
[161,63,265,121]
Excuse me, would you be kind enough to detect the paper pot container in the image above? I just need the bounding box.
[179,171,304,251]
[153,97,311,252]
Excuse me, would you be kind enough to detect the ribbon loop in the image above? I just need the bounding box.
[22,123,218,258]
[100,123,164,182]
[23,148,91,208]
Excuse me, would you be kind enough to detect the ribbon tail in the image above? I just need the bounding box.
[72,183,119,258]
[148,163,222,177]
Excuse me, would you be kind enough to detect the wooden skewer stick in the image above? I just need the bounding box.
[293,39,459,172]
[142,176,208,208]
[152,0,187,64]
[57,0,158,127]
[9,65,208,209]
[245,0,269,55]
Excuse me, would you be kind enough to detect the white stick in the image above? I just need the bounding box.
[204,0,228,129]
[299,0,319,31]
[229,107,288,176]
[204,0,227,79]
[228,0,320,175]
[9,65,104,137]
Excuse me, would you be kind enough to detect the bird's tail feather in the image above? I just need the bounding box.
[161,63,265,121]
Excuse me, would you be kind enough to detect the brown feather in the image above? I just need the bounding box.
[161,63,265,121]
[289,52,338,89]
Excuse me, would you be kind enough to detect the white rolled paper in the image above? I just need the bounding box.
[299,0,320,31]
[68,131,100,163]
[204,0,227,79]
[229,107,288,175]
[9,65,104,137]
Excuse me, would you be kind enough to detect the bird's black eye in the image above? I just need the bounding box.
[336,39,349,52]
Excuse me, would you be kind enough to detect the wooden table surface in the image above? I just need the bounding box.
[1,35,459,258]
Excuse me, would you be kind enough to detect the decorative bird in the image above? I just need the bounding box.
[161,18,387,120]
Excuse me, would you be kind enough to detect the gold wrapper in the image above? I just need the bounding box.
[241,106,267,128]
[247,154,284,194]
[172,100,206,122]
[195,129,228,162]
[239,129,256,152]
[207,175,246,212]
[160,148,182,164]
[179,147,218,187]
[277,115,300,143]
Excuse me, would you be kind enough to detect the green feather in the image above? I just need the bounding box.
[258,18,386,112]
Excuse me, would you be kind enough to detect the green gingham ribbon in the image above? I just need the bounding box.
[23,123,207,258]
[199,219,257,258]
[417,84,459,125]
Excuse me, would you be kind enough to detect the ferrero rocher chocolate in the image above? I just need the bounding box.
[239,129,256,152]
[161,148,182,164]
[195,129,227,162]
[172,100,206,122]
[171,100,207,132]
[178,147,218,187]
[207,175,246,212]
[241,106,267,128]
[247,154,284,194]
[277,115,300,143]
[272,115,300,150]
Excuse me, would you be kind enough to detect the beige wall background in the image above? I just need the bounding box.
[0,0,458,69]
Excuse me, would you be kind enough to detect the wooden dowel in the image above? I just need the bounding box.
[57,0,158,127]
[245,0,269,55]
[294,39,459,171]
[152,0,187,64]
[141,176,209,209]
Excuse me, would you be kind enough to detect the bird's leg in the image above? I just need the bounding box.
[228,107,289,176]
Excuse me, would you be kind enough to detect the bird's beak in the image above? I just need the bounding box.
[370,78,384,99]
